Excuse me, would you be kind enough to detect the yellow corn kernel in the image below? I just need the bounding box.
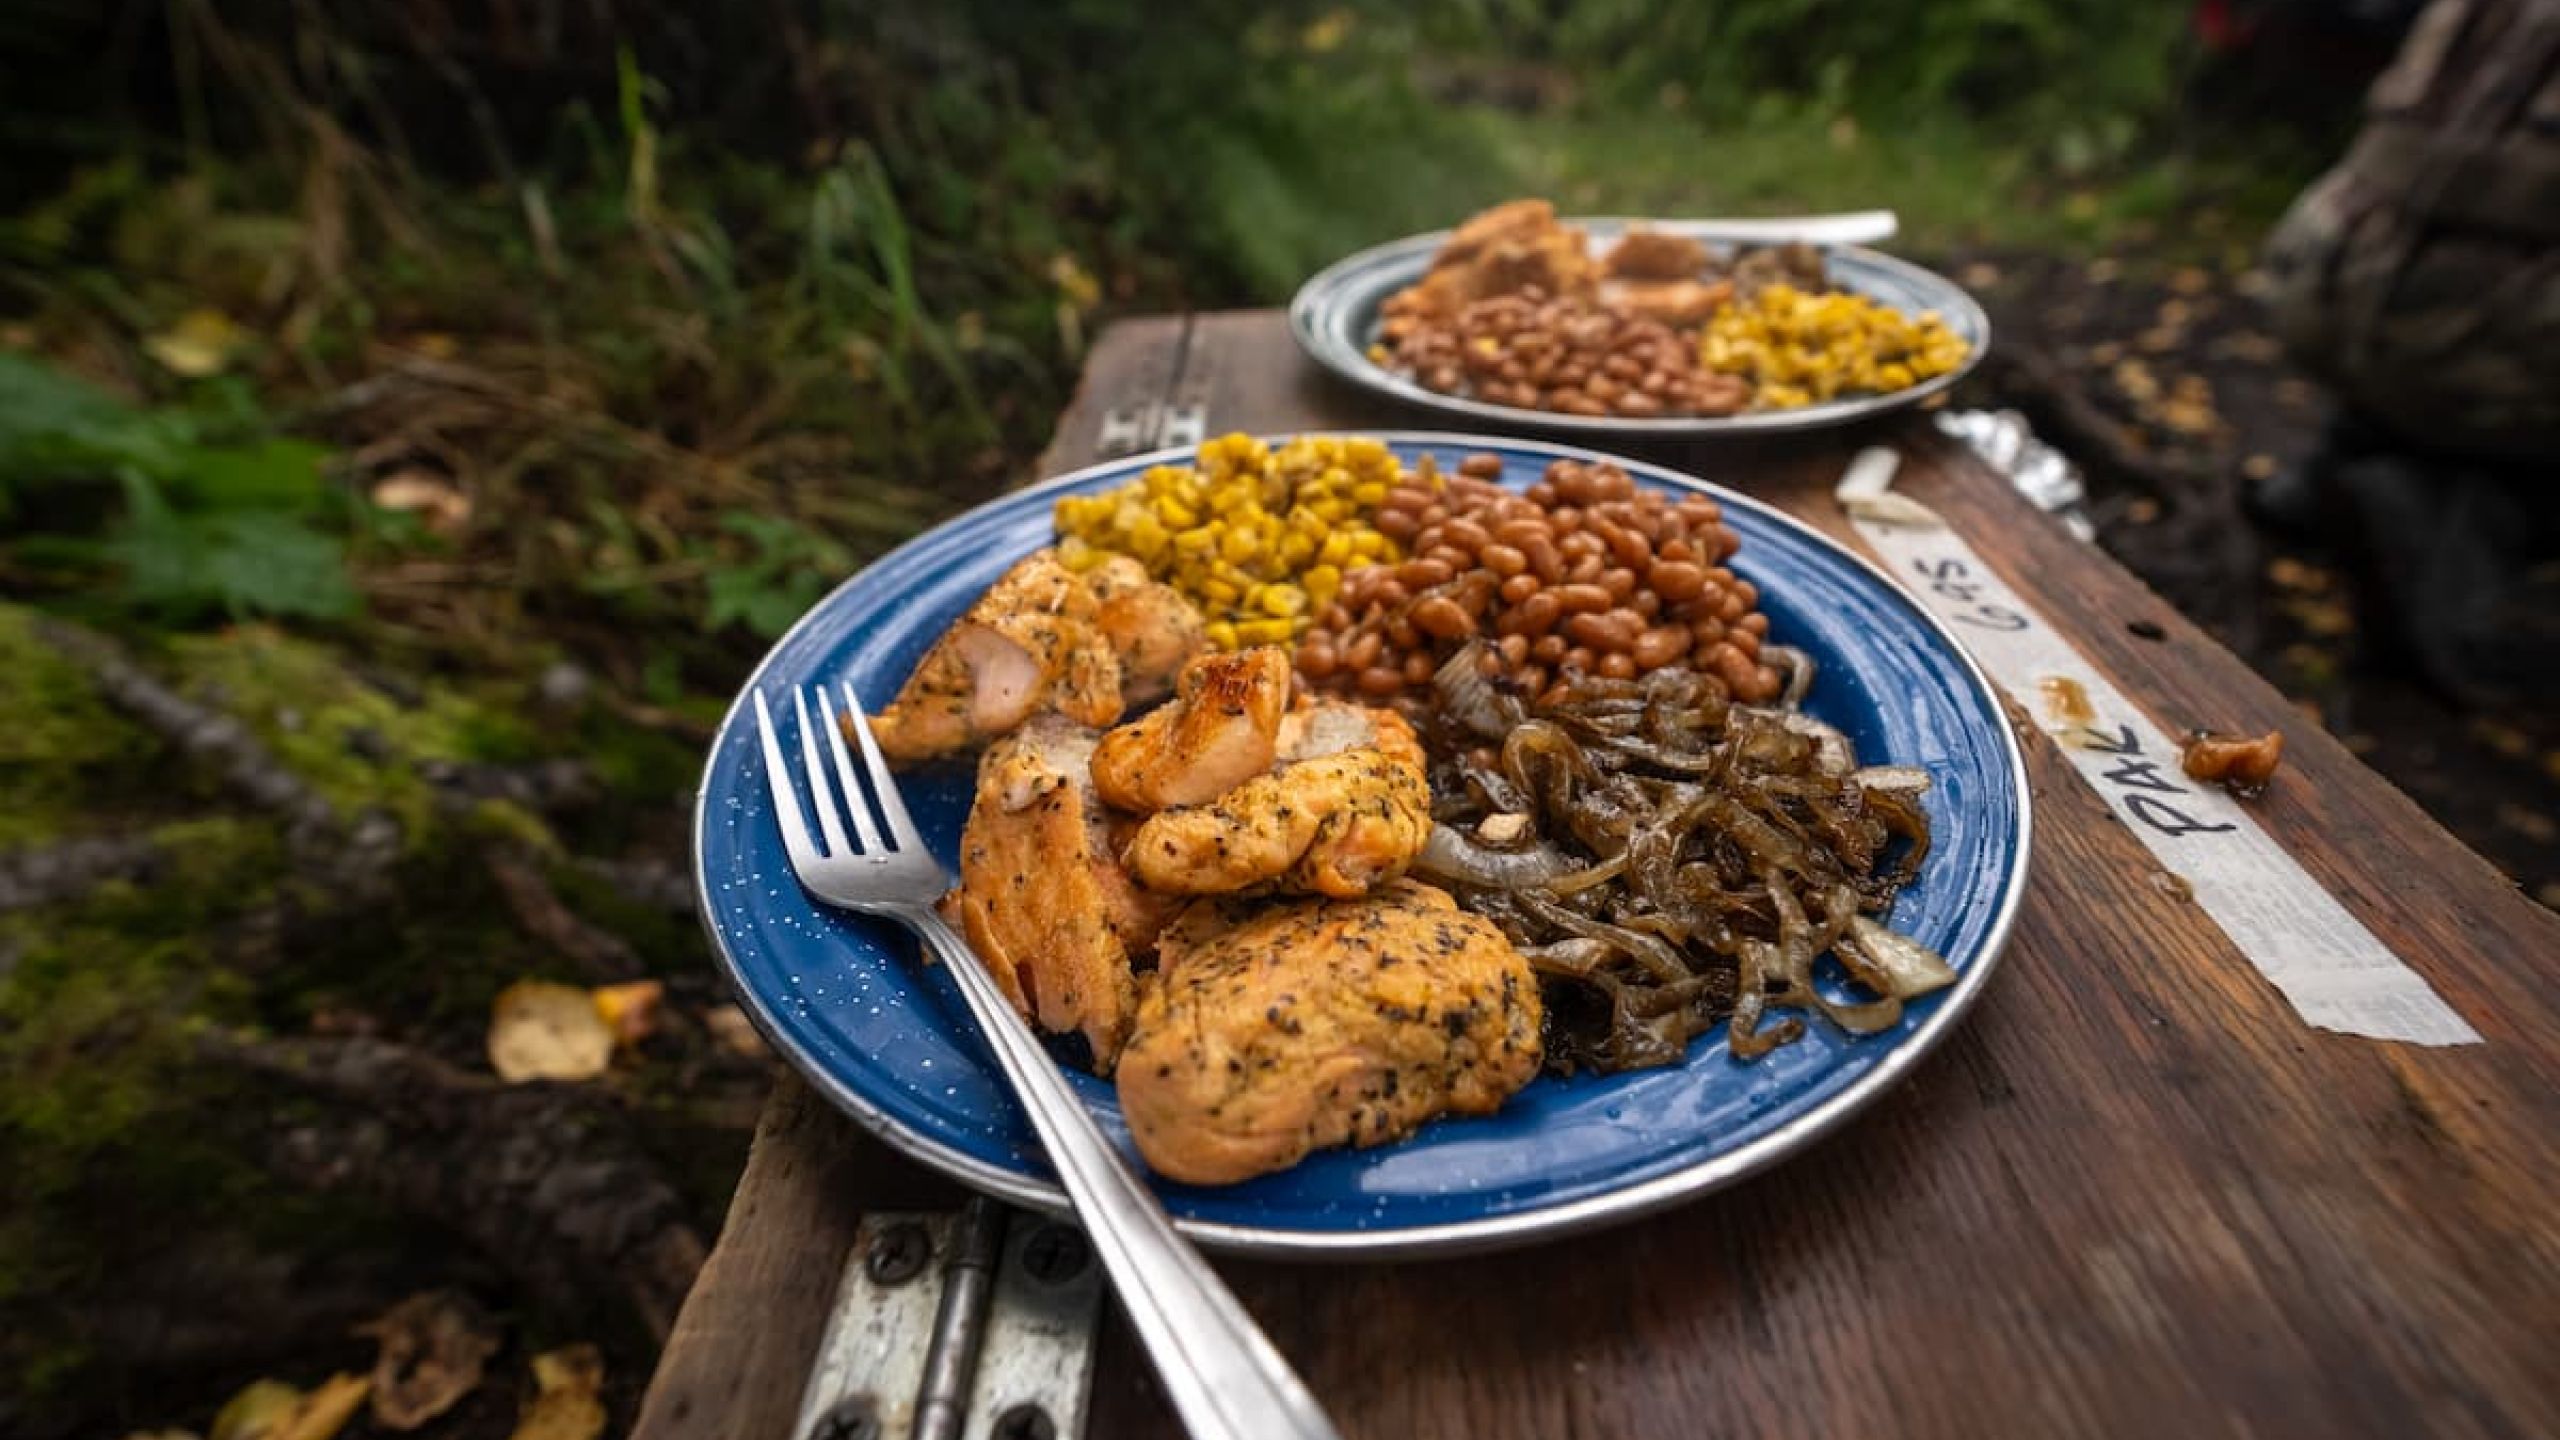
[1234,618,1297,645]
[1260,585,1306,617]
[1204,620,1239,650]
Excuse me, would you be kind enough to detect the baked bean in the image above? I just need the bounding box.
[1497,634,1530,667]
[1443,518,1492,553]
[1357,665,1406,697]
[1530,634,1568,664]
[1550,583,1612,614]
[1419,504,1450,529]
[1375,509,1419,541]
[1598,567,1638,601]
[1598,652,1638,680]
[1481,543,1528,578]
[1715,590,1746,623]
[1403,651,1437,686]
[1524,482,1558,507]
[1344,631,1382,672]
[1728,627,1760,659]
[1410,595,1475,641]
[1602,524,1652,569]
[1658,537,1699,565]
[1732,579,1759,607]
[1476,647,1505,677]
[1550,506,1583,532]
[1494,518,1548,549]
[1398,557,1454,589]
[1459,452,1504,479]
[1560,531,1605,561]
[1691,617,1726,645]
[1565,609,1641,652]
[1736,612,1770,637]
[1514,590,1564,634]
[1648,560,1707,602]
[1561,645,1597,675]
[1498,572,1540,605]
[1524,537,1564,583]
[1425,544,1473,572]
[1567,553,1606,585]
[1632,626,1689,670]
[1712,646,1760,696]
[1297,639,1339,679]
[1385,617,1420,651]
[1716,528,1743,560]
[1631,589,1662,619]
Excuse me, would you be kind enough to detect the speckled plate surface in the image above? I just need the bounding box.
[1289,221,1989,438]
[693,433,2030,1258]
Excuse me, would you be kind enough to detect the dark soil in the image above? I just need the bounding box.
[1953,247,2560,911]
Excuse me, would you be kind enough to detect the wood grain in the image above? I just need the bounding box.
[645,313,2560,1440]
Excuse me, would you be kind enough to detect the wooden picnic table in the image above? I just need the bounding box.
[637,310,2560,1440]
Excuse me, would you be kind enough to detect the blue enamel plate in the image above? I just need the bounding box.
[1290,220,1990,438]
[694,432,2030,1258]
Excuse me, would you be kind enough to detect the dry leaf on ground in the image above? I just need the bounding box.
[370,470,474,534]
[509,1344,608,1440]
[701,1003,766,1058]
[360,1290,502,1430]
[592,979,666,1047]
[144,308,247,377]
[210,1374,370,1440]
[489,981,615,1082]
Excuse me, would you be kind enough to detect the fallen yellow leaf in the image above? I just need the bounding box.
[369,470,473,535]
[489,981,615,1083]
[361,1290,501,1431]
[210,1374,369,1440]
[144,308,247,378]
[509,1345,607,1440]
[591,980,666,1048]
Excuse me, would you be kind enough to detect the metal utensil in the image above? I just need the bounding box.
[1629,208,1898,246]
[753,684,1344,1440]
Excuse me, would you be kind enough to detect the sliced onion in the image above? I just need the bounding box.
[1837,915,1959,999]
[1853,764,1933,795]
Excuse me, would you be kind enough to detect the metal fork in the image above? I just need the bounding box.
[754,684,1344,1440]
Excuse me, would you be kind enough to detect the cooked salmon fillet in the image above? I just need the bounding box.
[870,550,1123,764]
[1084,555,1208,707]
[1091,646,1291,812]
[1124,698,1430,899]
[946,715,1170,1068]
[1115,879,1542,1184]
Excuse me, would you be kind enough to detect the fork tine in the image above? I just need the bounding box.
[751,690,821,871]
[813,685,885,853]
[840,687,926,852]
[792,687,851,859]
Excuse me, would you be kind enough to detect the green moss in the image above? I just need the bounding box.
[0,603,154,848]
[164,623,543,841]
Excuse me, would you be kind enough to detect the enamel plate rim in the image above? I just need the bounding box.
[692,430,2032,1259]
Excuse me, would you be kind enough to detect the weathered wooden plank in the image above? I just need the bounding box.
[1073,315,2560,1440]
[647,312,2560,1440]
[1036,316,1191,477]
[634,1079,962,1440]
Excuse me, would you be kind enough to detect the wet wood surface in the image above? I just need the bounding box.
[638,312,2560,1440]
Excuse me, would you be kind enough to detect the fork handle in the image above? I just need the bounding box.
[900,906,1344,1440]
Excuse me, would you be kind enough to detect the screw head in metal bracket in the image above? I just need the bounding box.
[990,1402,1057,1440]
[1020,1224,1089,1285]
[866,1222,933,1287]
[807,1395,882,1440]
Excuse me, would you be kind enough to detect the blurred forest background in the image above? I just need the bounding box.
[5,2,2547,1437]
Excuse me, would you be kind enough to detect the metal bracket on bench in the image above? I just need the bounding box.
[795,1200,1103,1440]
[1096,401,1208,457]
